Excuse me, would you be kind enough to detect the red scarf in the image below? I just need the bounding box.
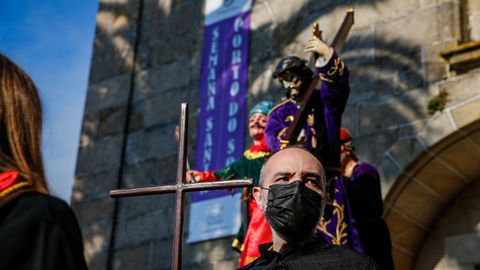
[0,170,32,204]
[0,171,20,192]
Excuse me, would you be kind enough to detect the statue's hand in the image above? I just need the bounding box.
[186,170,204,183]
[305,37,333,60]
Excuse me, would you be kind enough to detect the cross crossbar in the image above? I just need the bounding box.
[110,179,253,197]
[110,103,253,270]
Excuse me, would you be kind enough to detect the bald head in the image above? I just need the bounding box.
[259,147,326,195]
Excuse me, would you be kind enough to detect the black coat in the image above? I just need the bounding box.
[239,235,381,270]
[0,192,88,270]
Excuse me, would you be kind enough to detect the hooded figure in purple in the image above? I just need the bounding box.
[265,36,363,253]
[340,128,394,269]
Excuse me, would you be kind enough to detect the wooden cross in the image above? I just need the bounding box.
[110,103,253,270]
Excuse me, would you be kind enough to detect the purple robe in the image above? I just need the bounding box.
[346,162,394,269]
[265,52,363,252]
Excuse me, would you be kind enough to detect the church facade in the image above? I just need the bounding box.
[72,0,480,269]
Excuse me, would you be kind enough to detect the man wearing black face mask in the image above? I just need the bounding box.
[239,147,381,270]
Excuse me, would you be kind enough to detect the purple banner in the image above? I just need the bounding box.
[193,12,251,203]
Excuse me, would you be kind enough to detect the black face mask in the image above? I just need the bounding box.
[263,181,324,241]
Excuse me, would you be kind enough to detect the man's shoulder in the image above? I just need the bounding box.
[239,238,381,270]
[316,244,381,269]
[240,248,381,270]
[289,238,381,268]
[238,242,274,270]
[238,259,262,269]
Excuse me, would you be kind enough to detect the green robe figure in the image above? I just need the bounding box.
[188,101,273,267]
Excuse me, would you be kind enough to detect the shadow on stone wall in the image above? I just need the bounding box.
[245,0,435,197]
[76,0,245,268]
[75,0,449,269]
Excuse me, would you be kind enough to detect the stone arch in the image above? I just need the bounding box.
[383,119,480,269]
[414,176,480,269]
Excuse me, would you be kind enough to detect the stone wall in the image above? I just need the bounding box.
[73,0,480,269]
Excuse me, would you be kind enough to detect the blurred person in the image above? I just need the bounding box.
[0,54,87,270]
[341,128,394,270]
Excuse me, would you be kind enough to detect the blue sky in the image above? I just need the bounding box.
[0,0,98,202]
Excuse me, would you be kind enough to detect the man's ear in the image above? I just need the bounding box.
[252,187,263,209]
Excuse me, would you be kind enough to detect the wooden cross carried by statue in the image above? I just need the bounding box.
[110,103,253,270]
[282,8,355,147]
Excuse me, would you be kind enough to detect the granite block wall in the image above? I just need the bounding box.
[73,0,480,269]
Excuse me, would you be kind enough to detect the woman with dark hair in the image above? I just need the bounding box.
[0,54,87,270]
